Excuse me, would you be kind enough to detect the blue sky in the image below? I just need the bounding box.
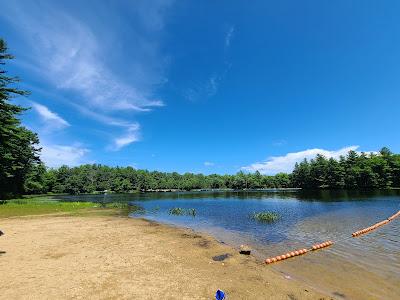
[1,1,399,174]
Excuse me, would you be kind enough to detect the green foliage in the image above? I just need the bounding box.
[0,197,96,217]
[18,164,294,196]
[5,147,398,198]
[169,207,196,216]
[169,207,184,215]
[291,148,400,189]
[251,211,280,223]
[0,38,41,198]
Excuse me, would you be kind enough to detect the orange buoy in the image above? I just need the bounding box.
[388,211,400,221]
[267,210,398,265]
[265,247,309,264]
[352,215,394,237]
[311,241,333,251]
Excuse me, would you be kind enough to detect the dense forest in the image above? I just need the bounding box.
[1,37,400,198]
[21,147,400,195]
[291,148,400,189]
[28,166,292,194]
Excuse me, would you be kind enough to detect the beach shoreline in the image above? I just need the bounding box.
[0,213,329,299]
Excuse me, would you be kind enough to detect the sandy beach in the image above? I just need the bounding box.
[0,214,329,299]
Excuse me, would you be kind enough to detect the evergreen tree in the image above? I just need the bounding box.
[0,38,41,197]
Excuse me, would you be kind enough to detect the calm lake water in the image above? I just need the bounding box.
[58,190,400,299]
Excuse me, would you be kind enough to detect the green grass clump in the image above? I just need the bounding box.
[251,211,280,223]
[169,207,196,217]
[102,202,128,209]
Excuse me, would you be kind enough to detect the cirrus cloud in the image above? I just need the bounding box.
[110,124,141,151]
[31,102,70,129]
[0,0,173,152]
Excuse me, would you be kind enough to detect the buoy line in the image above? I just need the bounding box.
[351,210,399,237]
[265,210,400,265]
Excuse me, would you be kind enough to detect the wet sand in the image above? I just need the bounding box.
[0,215,329,299]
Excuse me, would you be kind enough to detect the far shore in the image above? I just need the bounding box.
[0,212,328,299]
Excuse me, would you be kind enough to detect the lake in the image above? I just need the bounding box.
[58,190,400,299]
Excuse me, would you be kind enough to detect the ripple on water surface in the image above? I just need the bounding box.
[58,191,400,299]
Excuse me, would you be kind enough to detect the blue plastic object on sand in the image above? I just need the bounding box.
[215,289,225,300]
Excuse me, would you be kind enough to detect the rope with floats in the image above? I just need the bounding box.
[265,210,400,265]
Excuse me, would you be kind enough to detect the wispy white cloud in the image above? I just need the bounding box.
[204,161,215,166]
[183,74,220,102]
[111,124,141,151]
[1,1,172,151]
[71,102,139,129]
[182,25,234,102]
[225,26,235,48]
[242,146,371,175]
[31,102,70,129]
[40,143,90,168]
[38,19,162,112]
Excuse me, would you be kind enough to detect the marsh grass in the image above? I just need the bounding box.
[251,211,280,223]
[0,197,98,218]
[0,197,148,218]
[169,207,196,217]
[103,202,128,209]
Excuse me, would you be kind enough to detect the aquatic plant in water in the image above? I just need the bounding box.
[151,206,160,213]
[169,207,196,217]
[251,211,280,223]
[105,202,128,209]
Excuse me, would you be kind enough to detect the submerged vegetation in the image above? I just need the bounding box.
[251,211,280,223]
[169,207,196,217]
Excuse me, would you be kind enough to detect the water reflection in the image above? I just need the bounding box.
[55,189,400,202]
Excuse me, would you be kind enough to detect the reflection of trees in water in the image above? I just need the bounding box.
[296,189,400,201]
[51,189,400,204]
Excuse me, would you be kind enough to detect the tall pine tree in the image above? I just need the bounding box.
[0,38,41,198]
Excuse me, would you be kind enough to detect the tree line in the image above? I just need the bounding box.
[291,148,400,189]
[1,37,400,198]
[27,165,292,195]
[22,147,400,195]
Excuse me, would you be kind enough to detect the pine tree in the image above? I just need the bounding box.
[0,38,41,198]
